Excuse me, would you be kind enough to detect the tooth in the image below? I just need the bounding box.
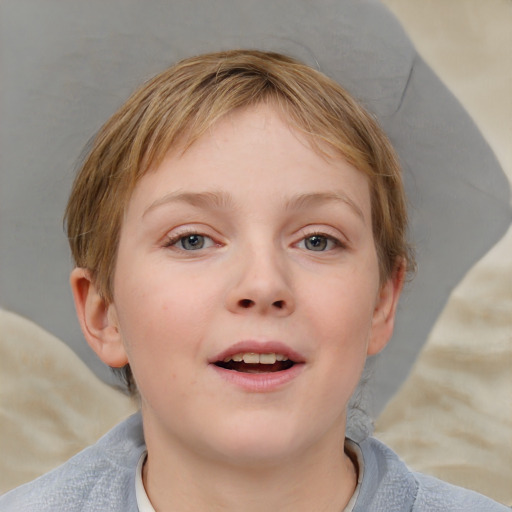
[276,354,286,361]
[232,353,243,362]
[259,353,276,364]
[243,353,260,364]
[224,357,231,363]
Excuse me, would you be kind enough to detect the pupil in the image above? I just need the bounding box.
[182,235,204,250]
[306,235,327,251]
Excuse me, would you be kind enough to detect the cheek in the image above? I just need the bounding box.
[303,266,379,380]
[309,271,378,336]
[112,261,221,362]
[113,278,207,410]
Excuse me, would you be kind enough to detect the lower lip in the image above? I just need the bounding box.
[210,363,305,392]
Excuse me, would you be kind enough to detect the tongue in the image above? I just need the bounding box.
[216,361,294,373]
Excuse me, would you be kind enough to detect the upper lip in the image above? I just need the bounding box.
[209,340,306,364]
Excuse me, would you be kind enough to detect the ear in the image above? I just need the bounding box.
[70,268,129,368]
[367,260,406,356]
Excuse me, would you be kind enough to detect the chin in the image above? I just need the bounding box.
[199,417,312,468]
[213,441,300,469]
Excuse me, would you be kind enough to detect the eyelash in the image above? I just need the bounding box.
[296,231,345,252]
[163,229,217,251]
[162,229,345,253]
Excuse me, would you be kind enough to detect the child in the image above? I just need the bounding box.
[1,50,507,511]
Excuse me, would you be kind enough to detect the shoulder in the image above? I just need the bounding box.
[412,472,510,512]
[0,413,144,512]
[353,437,509,512]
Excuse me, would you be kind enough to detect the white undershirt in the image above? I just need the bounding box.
[135,441,364,512]
[135,452,154,512]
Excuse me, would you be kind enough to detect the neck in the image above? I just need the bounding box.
[142,421,358,512]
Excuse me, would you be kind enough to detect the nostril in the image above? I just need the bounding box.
[272,300,285,309]
[239,299,254,308]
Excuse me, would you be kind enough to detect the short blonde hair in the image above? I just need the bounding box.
[65,50,413,390]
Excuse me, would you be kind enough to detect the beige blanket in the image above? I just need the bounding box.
[0,310,137,493]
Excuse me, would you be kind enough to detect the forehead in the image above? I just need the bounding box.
[126,104,371,221]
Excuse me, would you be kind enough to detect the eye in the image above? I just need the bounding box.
[298,234,340,252]
[166,233,216,251]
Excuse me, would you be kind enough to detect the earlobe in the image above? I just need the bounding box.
[367,261,405,356]
[70,268,129,368]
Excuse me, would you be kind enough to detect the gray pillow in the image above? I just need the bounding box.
[1,0,510,412]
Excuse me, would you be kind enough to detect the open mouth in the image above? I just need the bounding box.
[214,352,296,373]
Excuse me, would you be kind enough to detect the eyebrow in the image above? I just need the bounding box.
[285,192,365,222]
[143,190,235,218]
[142,190,365,222]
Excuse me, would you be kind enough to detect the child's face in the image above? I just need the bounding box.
[89,104,400,465]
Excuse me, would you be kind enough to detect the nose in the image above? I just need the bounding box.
[225,245,295,317]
